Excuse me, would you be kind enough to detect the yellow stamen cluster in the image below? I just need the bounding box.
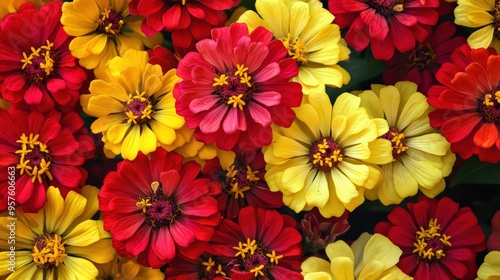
[225,165,259,199]
[21,40,55,78]
[232,238,283,277]
[483,91,500,107]
[15,133,53,183]
[136,181,159,213]
[213,74,229,86]
[31,233,67,268]
[413,218,452,261]
[124,90,154,125]
[280,33,308,65]
[312,139,343,168]
[99,9,125,36]
[201,257,227,277]
[393,3,404,12]
[389,131,409,155]
[227,94,246,110]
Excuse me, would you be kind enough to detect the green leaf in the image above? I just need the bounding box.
[449,155,500,187]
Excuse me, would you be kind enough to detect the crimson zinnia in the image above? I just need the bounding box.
[427,45,500,163]
[375,195,486,280]
[328,0,440,60]
[98,148,221,268]
[0,1,87,112]
[174,22,302,151]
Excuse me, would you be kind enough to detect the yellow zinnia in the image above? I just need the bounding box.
[301,233,413,280]
[0,186,115,280]
[476,251,500,280]
[238,0,351,94]
[95,254,164,280]
[455,0,500,52]
[358,81,456,205]
[61,0,162,69]
[81,49,185,161]
[263,91,392,218]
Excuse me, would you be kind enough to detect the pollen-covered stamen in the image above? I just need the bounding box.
[201,257,227,278]
[97,9,125,36]
[233,238,283,277]
[123,90,154,125]
[412,218,452,262]
[213,64,253,110]
[369,0,405,16]
[21,40,57,84]
[31,233,67,269]
[310,137,344,171]
[280,33,308,65]
[15,133,53,183]
[480,90,500,122]
[136,181,181,228]
[223,164,259,199]
[381,126,409,159]
[409,43,436,70]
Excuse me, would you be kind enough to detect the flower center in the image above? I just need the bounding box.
[136,181,181,228]
[201,257,227,278]
[413,218,452,262]
[222,164,259,199]
[280,33,308,65]
[232,238,283,277]
[381,126,409,159]
[97,9,125,37]
[31,233,67,269]
[309,137,344,171]
[369,0,405,16]
[409,43,436,70]
[20,40,57,85]
[15,133,53,184]
[123,90,154,125]
[213,64,253,110]
[479,90,500,123]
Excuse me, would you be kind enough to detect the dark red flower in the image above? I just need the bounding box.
[329,0,440,60]
[209,206,303,279]
[99,148,222,268]
[202,148,283,219]
[174,23,302,151]
[0,1,87,112]
[427,45,500,163]
[0,107,92,212]
[165,254,232,280]
[375,195,486,280]
[382,21,466,95]
[148,45,179,74]
[487,210,500,251]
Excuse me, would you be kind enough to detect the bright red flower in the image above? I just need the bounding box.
[174,22,302,151]
[201,148,283,219]
[209,206,303,279]
[129,0,238,52]
[0,107,93,213]
[0,1,87,112]
[427,45,500,163]
[328,0,440,60]
[148,45,179,74]
[487,210,500,251]
[375,196,486,280]
[382,21,466,95]
[99,148,222,268]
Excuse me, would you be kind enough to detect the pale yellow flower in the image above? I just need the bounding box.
[95,254,164,280]
[476,251,500,280]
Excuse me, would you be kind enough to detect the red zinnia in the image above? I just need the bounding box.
[375,195,486,280]
[174,22,302,151]
[148,45,179,74]
[0,108,93,213]
[201,148,283,219]
[427,45,500,163]
[328,0,440,60]
[209,206,303,279]
[0,1,87,112]
[487,210,500,251]
[382,21,466,95]
[165,254,232,279]
[98,148,222,268]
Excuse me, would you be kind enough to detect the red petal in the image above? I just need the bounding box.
[473,122,498,149]
[440,113,481,143]
[24,84,43,105]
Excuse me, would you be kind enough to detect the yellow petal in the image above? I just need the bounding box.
[89,80,129,102]
[467,25,495,49]
[66,239,115,264]
[301,256,332,275]
[358,90,384,118]
[406,133,450,156]
[106,123,131,145]
[63,256,99,279]
[306,171,330,207]
[289,2,310,37]
[337,161,369,186]
[45,186,65,233]
[1,261,38,280]
[255,0,289,38]
[237,10,269,32]
[330,256,355,280]
[64,220,101,247]
[282,164,313,194]
[392,161,419,199]
[272,136,309,159]
[307,90,332,137]
[86,34,108,55]
[396,92,428,130]
[87,95,125,117]
[69,186,100,228]
[331,168,358,204]
[362,233,402,269]
[379,86,400,126]
[55,190,87,235]
[90,114,124,134]
[150,120,177,145]
[358,260,385,280]
[138,126,158,155]
[400,155,442,188]
[121,125,141,160]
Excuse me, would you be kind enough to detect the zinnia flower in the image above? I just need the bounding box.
[238,0,351,94]
[209,206,303,279]
[263,91,392,218]
[95,254,165,280]
[0,186,115,280]
[60,0,162,69]
[427,45,500,163]
[173,22,302,151]
[375,195,486,280]
[81,49,185,161]
[0,1,88,113]
[476,251,500,280]
[0,108,93,212]
[329,0,440,60]
[98,148,221,268]
[201,148,283,219]
[301,233,411,280]
[358,81,456,205]
[487,210,500,251]
[454,0,500,53]
[382,21,467,95]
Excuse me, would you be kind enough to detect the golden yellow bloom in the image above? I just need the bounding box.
[0,0,47,19]
[301,233,413,280]
[61,0,162,69]
[476,251,500,280]
[0,186,115,280]
[358,82,456,205]
[263,91,392,217]
[238,0,351,94]
[95,254,164,280]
